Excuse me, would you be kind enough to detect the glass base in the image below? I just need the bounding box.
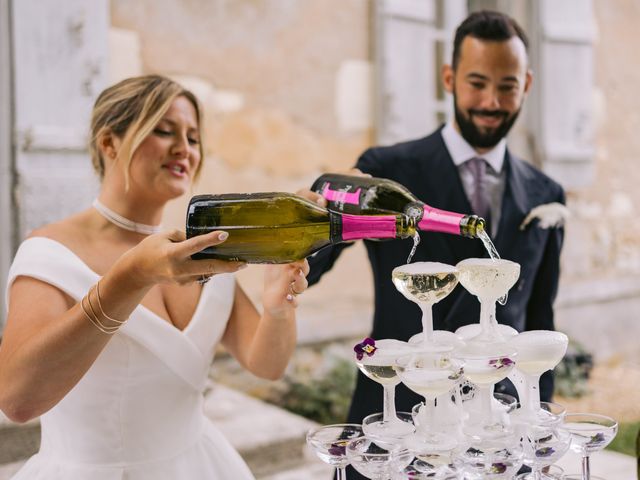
[363,418,415,440]
[463,420,512,440]
[516,472,563,480]
[510,405,564,428]
[564,476,606,480]
[403,431,457,457]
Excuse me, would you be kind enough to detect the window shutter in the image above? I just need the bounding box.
[374,0,466,145]
[11,0,108,236]
[531,0,595,188]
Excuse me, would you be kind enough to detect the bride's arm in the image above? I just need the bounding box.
[221,260,309,380]
[0,230,243,423]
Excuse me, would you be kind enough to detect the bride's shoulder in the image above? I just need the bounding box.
[27,210,94,251]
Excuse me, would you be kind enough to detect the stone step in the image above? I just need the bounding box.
[261,460,331,480]
[0,422,39,465]
[0,461,23,480]
[555,448,635,479]
[203,384,319,477]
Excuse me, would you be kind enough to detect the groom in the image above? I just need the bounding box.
[304,9,565,473]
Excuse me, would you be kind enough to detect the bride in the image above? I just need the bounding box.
[0,75,308,479]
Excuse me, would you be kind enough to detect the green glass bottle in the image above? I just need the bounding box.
[311,173,485,238]
[186,192,416,263]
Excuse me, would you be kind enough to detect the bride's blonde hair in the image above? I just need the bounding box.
[89,75,204,187]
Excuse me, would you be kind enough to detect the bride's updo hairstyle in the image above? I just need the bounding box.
[89,75,204,186]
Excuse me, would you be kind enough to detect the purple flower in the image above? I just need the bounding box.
[536,447,555,457]
[354,337,377,361]
[328,440,348,456]
[490,462,507,474]
[589,432,606,446]
[489,357,515,369]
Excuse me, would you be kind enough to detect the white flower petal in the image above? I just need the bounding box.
[519,202,570,230]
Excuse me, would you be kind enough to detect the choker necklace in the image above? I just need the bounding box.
[92,199,162,235]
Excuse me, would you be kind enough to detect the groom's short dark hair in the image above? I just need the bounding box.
[452,10,529,70]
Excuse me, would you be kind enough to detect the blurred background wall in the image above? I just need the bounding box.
[2,0,640,366]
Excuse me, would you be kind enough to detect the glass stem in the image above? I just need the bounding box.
[336,466,347,480]
[478,299,496,340]
[424,397,435,430]
[382,384,397,423]
[420,303,434,345]
[454,380,464,424]
[527,374,542,413]
[582,454,591,480]
[531,465,543,480]
[479,385,493,423]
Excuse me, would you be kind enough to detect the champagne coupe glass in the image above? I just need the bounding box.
[392,460,462,479]
[306,424,363,480]
[456,258,520,343]
[395,352,463,454]
[392,262,459,349]
[346,435,413,480]
[355,339,416,438]
[516,424,571,480]
[458,391,518,428]
[400,415,461,479]
[525,465,565,480]
[457,343,517,434]
[459,428,524,479]
[509,331,569,417]
[563,413,618,480]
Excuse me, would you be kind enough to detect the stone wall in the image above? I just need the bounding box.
[561,0,640,280]
[110,0,375,340]
[553,0,640,363]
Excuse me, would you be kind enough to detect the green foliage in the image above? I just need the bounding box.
[606,421,640,457]
[267,353,356,425]
[554,339,593,398]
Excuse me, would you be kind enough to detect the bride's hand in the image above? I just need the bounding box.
[261,259,309,316]
[123,229,246,287]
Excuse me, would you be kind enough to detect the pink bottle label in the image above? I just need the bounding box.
[418,205,464,235]
[322,184,362,206]
[341,214,397,241]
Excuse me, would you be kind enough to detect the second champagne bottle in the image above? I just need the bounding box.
[311,173,485,238]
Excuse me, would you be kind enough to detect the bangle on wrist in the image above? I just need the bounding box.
[80,282,128,335]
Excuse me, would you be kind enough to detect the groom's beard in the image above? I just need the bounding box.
[454,93,521,149]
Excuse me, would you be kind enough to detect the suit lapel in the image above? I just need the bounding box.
[493,152,534,258]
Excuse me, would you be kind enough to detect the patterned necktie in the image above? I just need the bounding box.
[466,157,491,221]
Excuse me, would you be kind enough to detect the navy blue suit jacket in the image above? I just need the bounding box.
[308,128,565,427]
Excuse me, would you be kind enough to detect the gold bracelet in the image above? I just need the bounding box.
[84,294,119,333]
[86,287,120,331]
[95,281,127,324]
[80,294,119,334]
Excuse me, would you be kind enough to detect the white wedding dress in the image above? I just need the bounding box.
[5,237,255,480]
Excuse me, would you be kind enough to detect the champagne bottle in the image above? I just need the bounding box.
[186,192,417,263]
[311,173,485,238]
